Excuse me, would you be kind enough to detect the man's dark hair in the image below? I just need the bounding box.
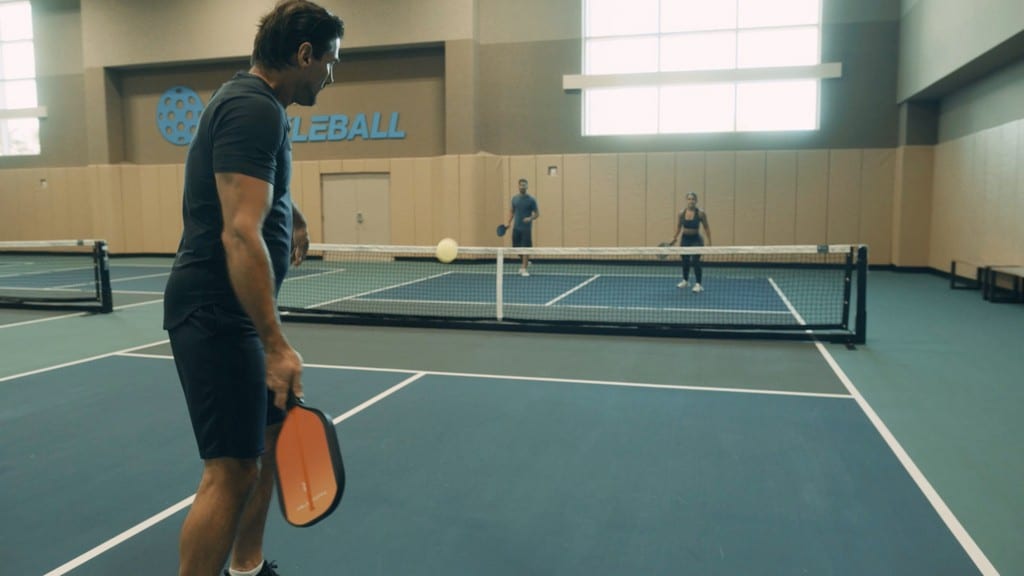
[519,178,528,185]
[252,0,345,70]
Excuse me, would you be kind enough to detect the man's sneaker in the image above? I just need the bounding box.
[692,283,703,293]
[677,280,688,288]
[224,560,281,576]
[520,269,530,277]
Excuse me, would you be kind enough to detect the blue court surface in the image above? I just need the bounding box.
[0,350,982,575]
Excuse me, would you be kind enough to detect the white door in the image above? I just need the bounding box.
[321,174,391,244]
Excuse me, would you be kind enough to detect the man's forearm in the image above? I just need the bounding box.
[223,230,287,350]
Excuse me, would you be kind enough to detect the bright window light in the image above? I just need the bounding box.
[1,1,39,156]
[4,117,39,154]
[2,79,37,108]
[586,37,659,74]
[660,84,735,133]
[580,0,824,135]
[736,80,818,131]
[660,32,736,72]
[585,0,658,37]
[0,1,33,41]
[738,27,819,68]
[1,40,36,79]
[738,0,820,28]
[586,87,659,135]
[661,0,737,33]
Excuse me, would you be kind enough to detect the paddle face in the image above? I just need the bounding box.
[496,224,507,237]
[275,397,345,528]
[657,241,672,261]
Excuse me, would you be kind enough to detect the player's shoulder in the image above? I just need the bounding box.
[212,74,284,115]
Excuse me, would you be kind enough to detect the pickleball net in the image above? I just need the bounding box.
[278,243,867,343]
[0,239,114,313]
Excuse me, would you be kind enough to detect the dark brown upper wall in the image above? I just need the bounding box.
[118,48,446,165]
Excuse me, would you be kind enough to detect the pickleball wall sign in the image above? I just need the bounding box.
[156,86,204,146]
[156,85,407,147]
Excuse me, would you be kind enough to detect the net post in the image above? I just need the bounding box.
[95,240,114,313]
[854,245,868,344]
[496,249,504,321]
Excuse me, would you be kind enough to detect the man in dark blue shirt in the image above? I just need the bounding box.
[162,2,343,575]
[504,178,539,276]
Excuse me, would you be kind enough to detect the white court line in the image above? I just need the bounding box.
[307,271,454,309]
[0,338,169,384]
[545,275,600,306]
[767,278,999,576]
[41,496,196,576]
[121,352,851,400]
[40,371,426,576]
[0,265,93,279]
[0,298,164,330]
[0,310,85,329]
[53,271,171,290]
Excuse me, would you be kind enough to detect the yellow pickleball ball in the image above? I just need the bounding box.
[436,237,459,264]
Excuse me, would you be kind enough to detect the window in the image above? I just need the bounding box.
[571,0,837,136]
[0,0,40,156]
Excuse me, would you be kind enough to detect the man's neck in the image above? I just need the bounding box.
[248,66,293,107]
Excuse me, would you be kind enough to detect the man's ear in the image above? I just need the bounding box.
[296,42,313,66]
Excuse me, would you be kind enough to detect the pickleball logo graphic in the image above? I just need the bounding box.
[157,86,204,146]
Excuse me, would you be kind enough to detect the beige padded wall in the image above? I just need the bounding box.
[458,155,485,246]
[929,121,1024,271]
[536,155,564,247]
[985,124,1018,263]
[412,158,436,245]
[892,146,933,266]
[9,170,30,240]
[120,166,143,252]
[28,170,52,240]
[562,155,591,247]
[1018,121,1024,261]
[0,171,11,239]
[484,155,508,246]
[860,150,895,264]
[91,166,126,252]
[645,153,675,246]
[589,155,618,246]
[705,152,736,246]
[437,156,462,243]
[300,162,322,244]
[928,140,953,268]
[2,148,901,264]
[795,151,829,245]
[734,152,766,246]
[389,159,416,245]
[8,170,29,239]
[764,151,798,245]
[827,150,862,245]
[617,154,647,247]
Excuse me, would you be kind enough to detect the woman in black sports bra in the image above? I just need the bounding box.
[670,192,712,292]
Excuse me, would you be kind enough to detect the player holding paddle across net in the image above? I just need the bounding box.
[668,191,712,292]
[501,178,539,276]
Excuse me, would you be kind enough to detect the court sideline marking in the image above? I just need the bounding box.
[0,338,170,383]
[122,351,852,399]
[0,297,164,330]
[40,371,427,576]
[768,278,999,576]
